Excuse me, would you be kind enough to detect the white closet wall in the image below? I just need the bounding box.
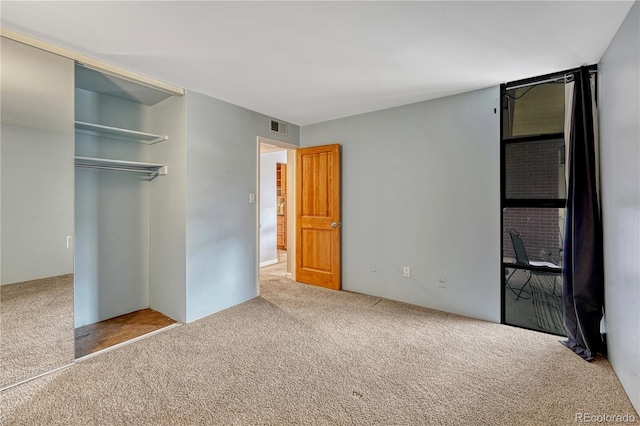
[74,87,157,327]
[149,95,188,322]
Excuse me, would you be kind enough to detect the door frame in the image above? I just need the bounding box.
[256,136,298,295]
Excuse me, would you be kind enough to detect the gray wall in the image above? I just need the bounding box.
[599,2,640,413]
[185,92,299,322]
[150,95,188,322]
[260,150,287,265]
[301,87,501,322]
[1,38,75,285]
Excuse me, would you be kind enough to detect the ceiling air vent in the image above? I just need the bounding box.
[269,118,288,136]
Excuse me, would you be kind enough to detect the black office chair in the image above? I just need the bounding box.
[505,229,562,300]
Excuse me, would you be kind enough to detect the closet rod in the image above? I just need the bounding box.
[75,164,163,176]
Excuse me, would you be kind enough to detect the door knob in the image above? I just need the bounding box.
[331,222,342,228]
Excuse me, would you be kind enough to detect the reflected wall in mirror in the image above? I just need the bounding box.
[0,37,75,388]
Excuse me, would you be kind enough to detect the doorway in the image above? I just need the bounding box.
[258,138,296,289]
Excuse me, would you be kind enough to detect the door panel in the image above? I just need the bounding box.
[296,144,341,290]
[300,229,332,271]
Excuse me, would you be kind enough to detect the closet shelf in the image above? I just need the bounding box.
[75,121,168,144]
[75,156,168,177]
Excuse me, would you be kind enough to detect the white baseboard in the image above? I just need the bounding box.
[260,259,278,268]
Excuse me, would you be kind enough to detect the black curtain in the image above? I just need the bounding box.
[562,66,605,361]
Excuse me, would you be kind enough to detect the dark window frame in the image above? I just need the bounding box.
[499,68,585,329]
[500,66,597,331]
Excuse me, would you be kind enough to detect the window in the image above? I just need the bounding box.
[501,74,569,336]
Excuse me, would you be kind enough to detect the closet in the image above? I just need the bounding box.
[73,65,182,356]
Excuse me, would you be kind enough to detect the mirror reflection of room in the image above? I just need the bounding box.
[1,38,76,389]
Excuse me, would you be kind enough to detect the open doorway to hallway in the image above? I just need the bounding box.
[258,138,295,288]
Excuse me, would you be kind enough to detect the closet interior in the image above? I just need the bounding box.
[73,65,180,358]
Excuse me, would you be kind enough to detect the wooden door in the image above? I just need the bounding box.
[296,144,341,290]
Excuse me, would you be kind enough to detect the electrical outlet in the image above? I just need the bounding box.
[403,266,411,278]
[371,262,377,272]
[438,277,447,288]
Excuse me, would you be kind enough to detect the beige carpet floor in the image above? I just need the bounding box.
[0,274,74,389]
[1,264,636,425]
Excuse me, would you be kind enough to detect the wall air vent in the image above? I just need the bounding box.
[269,118,288,136]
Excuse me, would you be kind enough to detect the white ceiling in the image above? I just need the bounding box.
[0,1,634,126]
